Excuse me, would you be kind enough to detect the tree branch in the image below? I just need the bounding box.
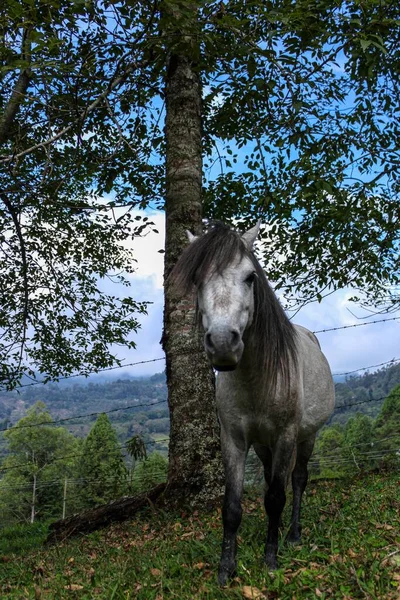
[0,193,29,373]
[0,58,149,165]
[0,28,32,146]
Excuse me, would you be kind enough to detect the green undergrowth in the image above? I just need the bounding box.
[0,520,50,555]
[1,472,399,599]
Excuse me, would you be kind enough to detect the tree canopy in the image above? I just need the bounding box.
[1,0,399,389]
[76,413,128,509]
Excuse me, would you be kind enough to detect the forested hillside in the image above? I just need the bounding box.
[1,363,399,461]
[332,362,400,424]
[0,372,168,462]
[0,362,399,487]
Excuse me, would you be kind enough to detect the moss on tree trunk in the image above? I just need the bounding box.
[163,53,223,508]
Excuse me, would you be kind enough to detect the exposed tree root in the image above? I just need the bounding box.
[46,483,166,544]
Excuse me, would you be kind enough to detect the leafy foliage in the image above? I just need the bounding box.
[312,385,400,477]
[131,451,168,493]
[75,413,128,510]
[201,0,400,309]
[1,0,399,389]
[0,402,79,523]
[0,0,159,389]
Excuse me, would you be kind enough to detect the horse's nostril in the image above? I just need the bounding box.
[205,332,214,351]
[230,330,240,346]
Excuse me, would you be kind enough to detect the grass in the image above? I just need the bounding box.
[0,520,50,555]
[0,472,399,599]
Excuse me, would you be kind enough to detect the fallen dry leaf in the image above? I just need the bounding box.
[64,584,84,591]
[376,523,395,531]
[242,585,265,599]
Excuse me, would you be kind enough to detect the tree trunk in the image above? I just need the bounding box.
[47,484,166,543]
[31,472,37,524]
[162,53,223,508]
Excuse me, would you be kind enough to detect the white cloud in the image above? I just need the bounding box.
[102,210,400,379]
[126,210,165,289]
[292,290,400,374]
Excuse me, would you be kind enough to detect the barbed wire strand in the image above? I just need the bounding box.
[2,439,398,490]
[0,469,169,492]
[313,316,400,334]
[334,358,400,376]
[1,390,398,437]
[3,315,399,392]
[313,433,400,456]
[0,398,168,433]
[0,436,170,473]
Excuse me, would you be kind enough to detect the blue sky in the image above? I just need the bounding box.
[103,208,400,379]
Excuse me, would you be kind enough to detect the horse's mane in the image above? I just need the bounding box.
[170,223,298,396]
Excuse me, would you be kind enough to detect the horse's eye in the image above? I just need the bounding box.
[244,272,257,286]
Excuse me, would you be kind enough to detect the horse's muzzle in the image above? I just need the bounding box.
[204,326,244,370]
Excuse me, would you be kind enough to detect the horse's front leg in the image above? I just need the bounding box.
[264,429,297,570]
[218,427,247,586]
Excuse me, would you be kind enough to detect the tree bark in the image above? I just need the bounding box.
[162,52,223,508]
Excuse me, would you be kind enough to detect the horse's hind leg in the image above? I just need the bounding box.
[287,435,315,544]
[218,427,247,586]
[264,430,297,570]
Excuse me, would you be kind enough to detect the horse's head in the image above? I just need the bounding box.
[185,222,260,371]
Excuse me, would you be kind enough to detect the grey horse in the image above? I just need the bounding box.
[171,221,335,585]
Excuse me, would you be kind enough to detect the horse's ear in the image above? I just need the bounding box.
[241,220,261,250]
[186,230,198,244]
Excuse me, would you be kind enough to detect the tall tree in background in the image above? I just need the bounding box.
[343,413,375,471]
[76,413,127,509]
[1,0,400,507]
[0,402,79,524]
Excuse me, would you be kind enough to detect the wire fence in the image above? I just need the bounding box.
[4,314,399,391]
[0,315,399,530]
[0,436,170,474]
[0,380,398,436]
[0,399,168,433]
[1,437,398,529]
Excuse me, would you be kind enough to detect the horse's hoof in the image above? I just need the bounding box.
[217,569,234,586]
[286,527,302,544]
[286,533,301,545]
[264,553,278,571]
[218,561,236,586]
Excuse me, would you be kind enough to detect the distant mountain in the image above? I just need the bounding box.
[332,374,348,383]
[0,371,168,461]
[330,362,400,425]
